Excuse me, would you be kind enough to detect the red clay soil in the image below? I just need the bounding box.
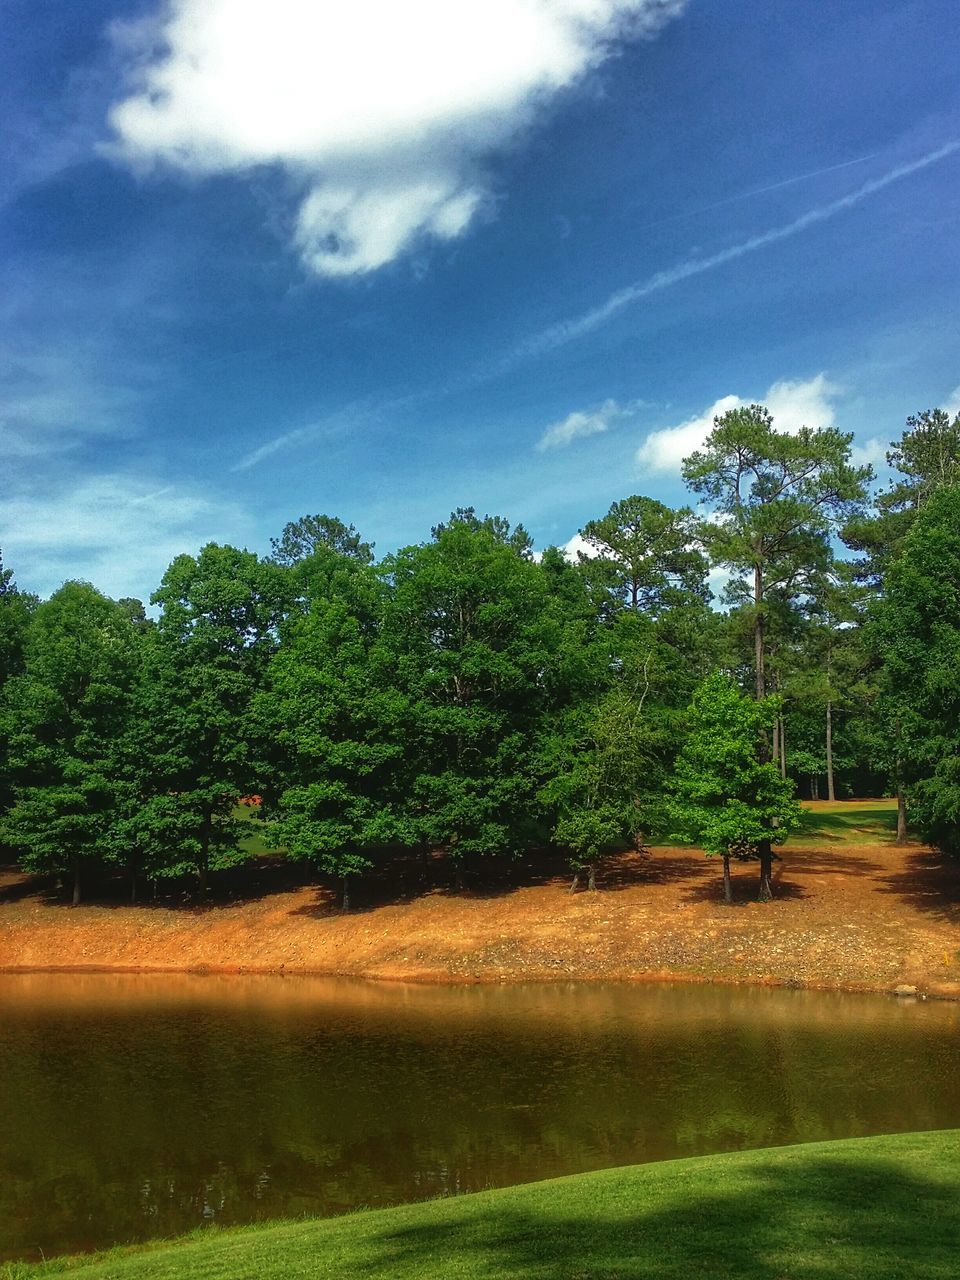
[1,816,959,999]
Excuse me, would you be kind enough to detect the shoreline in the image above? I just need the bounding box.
[2,808,958,1002]
[1,961,957,1002]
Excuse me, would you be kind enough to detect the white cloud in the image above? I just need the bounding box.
[945,386,960,418]
[537,397,626,451]
[1,476,250,601]
[635,375,841,473]
[851,436,887,468]
[635,393,741,472]
[106,0,687,276]
[562,532,596,560]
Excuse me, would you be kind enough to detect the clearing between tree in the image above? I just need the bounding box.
[0,798,958,998]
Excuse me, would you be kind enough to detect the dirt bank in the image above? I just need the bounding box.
[2,811,958,998]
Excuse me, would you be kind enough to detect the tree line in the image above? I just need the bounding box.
[2,403,959,907]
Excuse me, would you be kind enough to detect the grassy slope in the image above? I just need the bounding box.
[790,798,899,846]
[7,1130,958,1280]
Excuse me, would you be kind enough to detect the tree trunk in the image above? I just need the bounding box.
[772,716,780,767]
[722,854,732,905]
[779,717,787,778]
[826,699,835,801]
[569,871,580,893]
[198,809,211,900]
[754,563,765,700]
[72,856,81,907]
[587,862,597,892]
[811,776,819,801]
[896,784,908,846]
[341,874,350,913]
[757,842,773,902]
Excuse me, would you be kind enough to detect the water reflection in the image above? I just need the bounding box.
[1,974,958,1261]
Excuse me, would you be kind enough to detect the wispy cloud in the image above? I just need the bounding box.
[0,349,142,458]
[518,142,960,360]
[1,475,251,601]
[536,398,629,451]
[632,150,881,233]
[106,0,687,278]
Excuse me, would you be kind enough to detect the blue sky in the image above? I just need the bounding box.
[2,0,959,600]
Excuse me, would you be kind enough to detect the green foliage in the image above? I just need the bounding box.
[578,494,709,616]
[0,556,38,818]
[381,514,555,862]
[260,560,405,895]
[683,403,871,698]
[269,513,373,567]
[1,583,140,900]
[135,544,293,891]
[669,673,801,859]
[871,485,960,855]
[844,407,960,588]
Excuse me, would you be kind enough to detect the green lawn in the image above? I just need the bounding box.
[6,1130,958,1279]
[789,797,900,846]
[232,804,282,858]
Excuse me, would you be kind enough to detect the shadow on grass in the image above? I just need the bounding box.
[791,804,899,845]
[349,1152,959,1280]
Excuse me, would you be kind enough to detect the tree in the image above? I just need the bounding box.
[140,545,292,895]
[260,561,406,910]
[2,583,139,904]
[871,486,960,857]
[844,408,960,589]
[669,674,801,903]
[843,407,960,835]
[683,405,871,896]
[380,514,555,873]
[270,514,374,567]
[0,553,37,819]
[578,495,709,617]
[430,507,534,558]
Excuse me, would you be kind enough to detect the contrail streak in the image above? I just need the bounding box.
[517,141,959,361]
[634,151,882,231]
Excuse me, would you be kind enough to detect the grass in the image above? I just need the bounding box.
[232,804,282,858]
[5,1130,958,1279]
[789,797,900,846]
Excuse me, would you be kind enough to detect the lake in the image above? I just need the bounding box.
[2,973,958,1262]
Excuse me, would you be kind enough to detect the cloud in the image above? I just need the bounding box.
[636,374,840,472]
[562,532,596,560]
[0,351,141,458]
[537,398,627,451]
[851,437,887,468]
[945,386,960,418]
[0,475,250,601]
[517,141,960,360]
[105,0,687,277]
[636,393,741,472]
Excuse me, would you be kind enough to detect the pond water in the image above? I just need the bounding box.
[2,973,959,1262]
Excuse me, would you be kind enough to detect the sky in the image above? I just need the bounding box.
[2,0,959,601]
